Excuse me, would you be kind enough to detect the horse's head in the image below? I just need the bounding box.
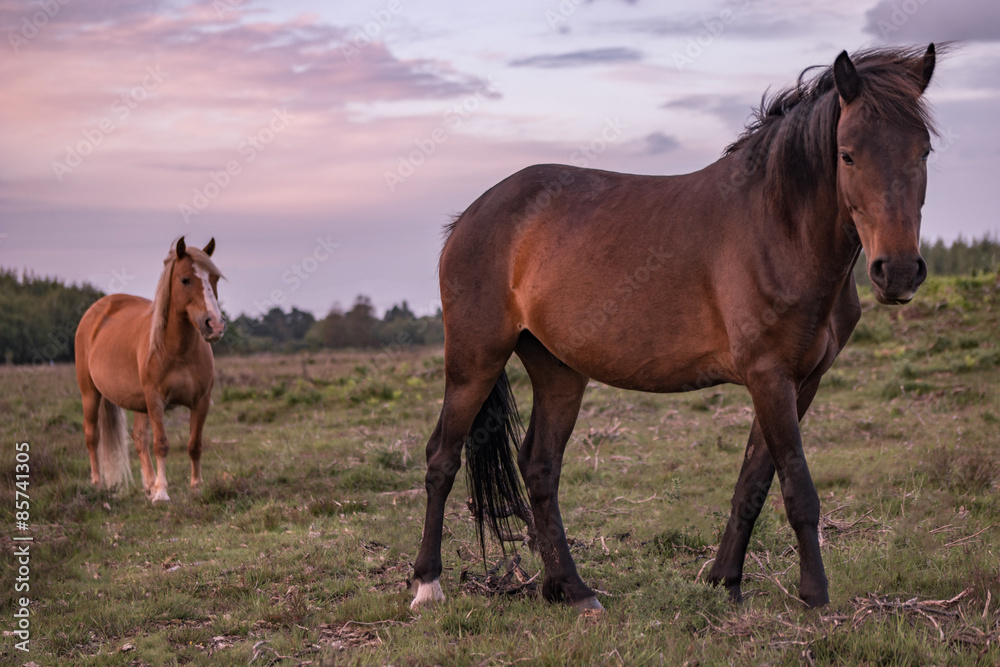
[834,44,936,305]
[172,237,226,342]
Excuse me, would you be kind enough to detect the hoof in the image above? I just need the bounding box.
[150,489,170,503]
[410,579,445,610]
[570,596,604,613]
[800,591,830,609]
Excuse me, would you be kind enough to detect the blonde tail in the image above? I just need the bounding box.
[97,398,133,489]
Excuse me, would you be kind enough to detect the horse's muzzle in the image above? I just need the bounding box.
[201,316,226,342]
[869,254,927,305]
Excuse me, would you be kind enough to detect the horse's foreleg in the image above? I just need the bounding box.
[187,395,210,490]
[711,368,826,602]
[708,418,774,602]
[146,395,171,503]
[132,413,155,496]
[747,372,827,607]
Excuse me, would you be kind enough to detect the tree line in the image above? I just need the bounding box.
[854,235,999,288]
[215,296,444,355]
[1,234,996,364]
[0,269,103,365]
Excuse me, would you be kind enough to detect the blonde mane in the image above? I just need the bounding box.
[148,242,224,358]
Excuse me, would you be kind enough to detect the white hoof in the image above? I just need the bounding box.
[410,579,445,610]
[150,488,170,503]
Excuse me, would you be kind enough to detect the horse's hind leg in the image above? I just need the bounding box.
[132,413,155,496]
[81,390,102,486]
[514,333,598,610]
[411,344,515,608]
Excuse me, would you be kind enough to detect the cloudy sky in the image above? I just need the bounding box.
[1,0,998,319]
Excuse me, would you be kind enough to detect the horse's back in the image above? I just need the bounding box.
[443,162,736,288]
[77,294,152,351]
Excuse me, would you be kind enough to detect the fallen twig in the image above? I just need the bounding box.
[942,525,995,549]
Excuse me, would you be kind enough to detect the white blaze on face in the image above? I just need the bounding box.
[193,264,223,329]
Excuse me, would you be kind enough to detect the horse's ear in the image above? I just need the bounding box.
[834,50,860,104]
[176,236,187,259]
[203,237,215,257]
[914,43,935,94]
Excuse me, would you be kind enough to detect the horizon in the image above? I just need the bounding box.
[4,232,999,321]
[2,0,999,319]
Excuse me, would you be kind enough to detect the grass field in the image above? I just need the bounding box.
[2,274,999,666]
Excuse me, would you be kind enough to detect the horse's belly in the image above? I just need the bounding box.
[569,349,738,393]
[90,371,147,412]
[532,315,737,393]
[87,342,147,411]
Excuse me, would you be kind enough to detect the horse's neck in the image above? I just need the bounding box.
[746,160,861,284]
[150,309,202,366]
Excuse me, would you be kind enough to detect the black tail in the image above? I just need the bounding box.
[465,369,529,560]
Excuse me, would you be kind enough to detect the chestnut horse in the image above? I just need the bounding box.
[412,45,939,611]
[75,237,225,502]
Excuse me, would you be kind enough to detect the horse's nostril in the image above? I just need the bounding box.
[869,257,887,286]
[914,257,928,287]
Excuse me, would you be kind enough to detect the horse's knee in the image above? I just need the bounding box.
[783,491,820,533]
[154,440,169,458]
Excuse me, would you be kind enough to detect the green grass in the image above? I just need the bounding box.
[1,274,999,665]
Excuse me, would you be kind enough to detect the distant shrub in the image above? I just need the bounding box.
[924,444,999,496]
[221,386,257,402]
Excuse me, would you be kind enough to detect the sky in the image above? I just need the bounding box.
[1,0,999,319]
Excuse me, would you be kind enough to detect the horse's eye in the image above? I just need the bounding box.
[839,151,854,166]
[921,148,931,162]
[180,277,192,286]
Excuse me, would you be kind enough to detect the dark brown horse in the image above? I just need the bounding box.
[75,237,225,502]
[411,45,939,611]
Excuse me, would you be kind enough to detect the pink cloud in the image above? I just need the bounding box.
[0,0,495,219]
